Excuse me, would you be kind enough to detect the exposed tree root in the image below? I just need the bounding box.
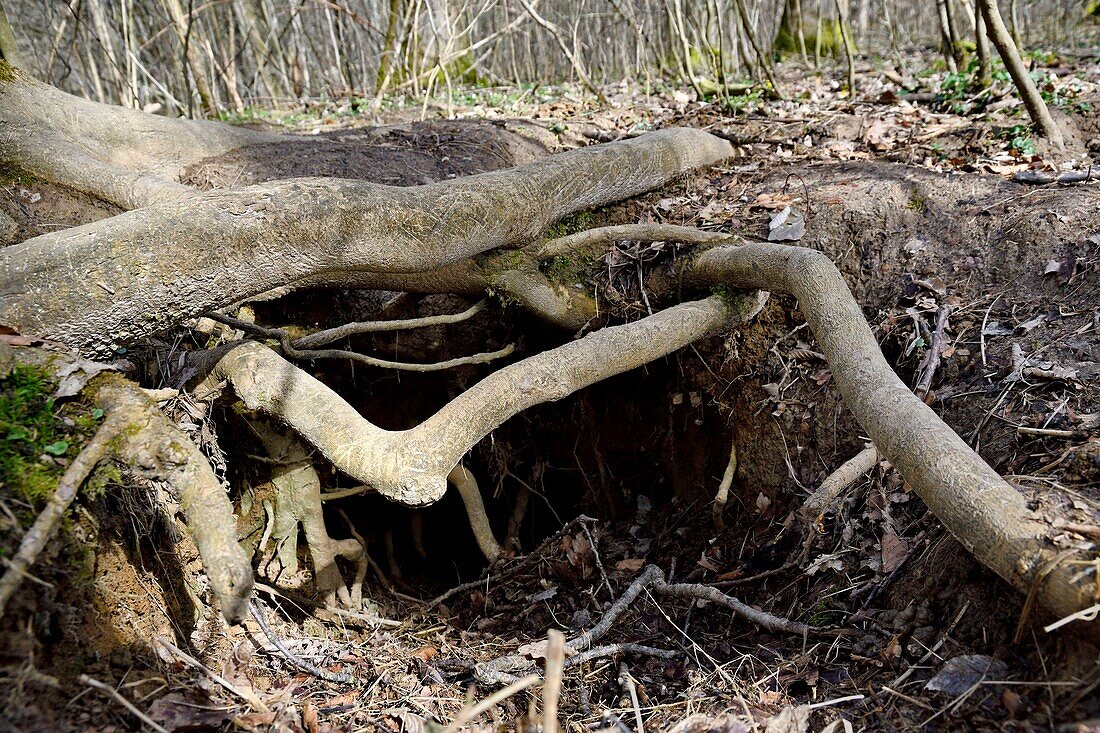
[1,343,252,623]
[209,310,516,372]
[449,464,503,563]
[190,292,768,507]
[0,60,277,208]
[685,242,1099,641]
[248,421,366,610]
[1,126,732,355]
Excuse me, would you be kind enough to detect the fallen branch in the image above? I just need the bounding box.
[1014,168,1099,185]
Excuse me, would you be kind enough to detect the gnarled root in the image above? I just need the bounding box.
[685,242,1099,641]
[0,343,252,623]
[190,291,768,507]
[247,420,367,611]
[1,128,732,355]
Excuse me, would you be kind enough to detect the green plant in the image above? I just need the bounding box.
[0,364,103,514]
[723,87,763,114]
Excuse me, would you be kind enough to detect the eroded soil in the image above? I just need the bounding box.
[1,58,1099,733]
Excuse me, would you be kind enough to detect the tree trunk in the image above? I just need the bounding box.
[977,0,1063,147]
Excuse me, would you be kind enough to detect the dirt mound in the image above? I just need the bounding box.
[180,119,555,189]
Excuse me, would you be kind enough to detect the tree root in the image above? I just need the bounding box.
[246,420,366,610]
[0,343,253,623]
[449,464,503,563]
[2,128,732,355]
[208,310,516,372]
[0,60,277,209]
[191,292,768,507]
[685,241,1100,641]
[801,443,879,523]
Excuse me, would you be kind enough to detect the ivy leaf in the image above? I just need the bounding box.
[43,440,69,456]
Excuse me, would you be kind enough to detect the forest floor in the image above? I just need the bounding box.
[2,52,1099,733]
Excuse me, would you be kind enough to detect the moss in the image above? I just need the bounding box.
[0,163,35,187]
[545,210,596,239]
[540,253,598,284]
[0,364,104,521]
[0,58,15,83]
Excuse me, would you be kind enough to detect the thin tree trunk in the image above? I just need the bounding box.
[0,1,22,72]
[834,0,856,94]
[937,0,959,71]
[977,0,1063,146]
[975,0,991,87]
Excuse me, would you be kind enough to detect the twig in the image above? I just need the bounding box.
[1014,167,1098,185]
[801,443,878,521]
[569,566,664,651]
[891,601,970,687]
[915,304,952,402]
[154,636,270,713]
[563,644,678,668]
[543,630,566,733]
[618,663,645,733]
[656,581,812,636]
[248,600,354,684]
[79,675,169,733]
[426,515,597,609]
[444,674,540,733]
[0,417,120,619]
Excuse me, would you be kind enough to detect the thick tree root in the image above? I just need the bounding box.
[191,292,768,507]
[0,344,253,623]
[0,60,277,208]
[685,242,1100,641]
[449,464,503,563]
[1,128,732,355]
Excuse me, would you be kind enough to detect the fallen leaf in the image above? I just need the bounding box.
[764,704,810,733]
[768,205,806,242]
[880,532,908,572]
[615,558,646,572]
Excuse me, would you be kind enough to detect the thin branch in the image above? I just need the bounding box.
[248,600,353,684]
[207,311,515,372]
[80,675,169,733]
[0,417,121,619]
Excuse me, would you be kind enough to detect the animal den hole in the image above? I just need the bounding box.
[214,318,782,604]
